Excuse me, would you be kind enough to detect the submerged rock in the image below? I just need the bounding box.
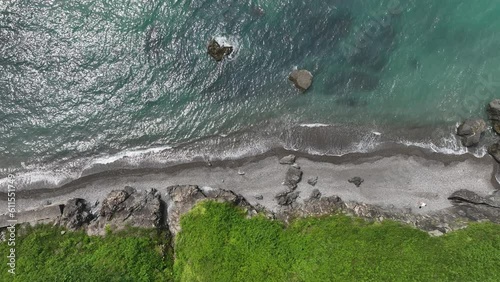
[207,39,233,62]
[348,177,364,187]
[289,69,313,91]
[279,154,296,165]
[283,166,303,190]
[331,71,379,92]
[456,119,486,147]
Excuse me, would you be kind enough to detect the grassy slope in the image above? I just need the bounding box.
[175,201,500,282]
[0,225,173,282]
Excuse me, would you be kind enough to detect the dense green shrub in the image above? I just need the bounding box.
[0,225,173,282]
[174,201,500,282]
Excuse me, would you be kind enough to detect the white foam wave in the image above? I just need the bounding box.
[299,123,330,128]
[89,146,172,166]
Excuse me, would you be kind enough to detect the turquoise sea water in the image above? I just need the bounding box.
[1,0,500,179]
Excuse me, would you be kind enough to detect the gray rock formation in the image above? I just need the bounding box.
[487,99,500,134]
[275,191,300,206]
[309,189,321,200]
[207,39,233,62]
[283,166,303,190]
[456,119,486,147]
[289,69,313,91]
[348,177,364,187]
[307,176,318,186]
[279,154,296,164]
[488,143,500,163]
[59,198,93,230]
[448,189,500,208]
[87,188,163,235]
[165,185,251,236]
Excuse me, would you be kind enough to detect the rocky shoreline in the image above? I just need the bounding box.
[2,148,500,239]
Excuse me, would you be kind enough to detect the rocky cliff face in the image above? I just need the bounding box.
[2,185,499,239]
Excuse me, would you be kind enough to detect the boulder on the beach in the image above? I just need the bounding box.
[59,198,93,230]
[279,154,296,165]
[456,119,486,147]
[289,69,313,91]
[307,176,318,186]
[309,189,322,200]
[348,177,364,187]
[275,191,300,206]
[448,189,500,208]
[283,166,303,190]
[488,143,500,163]
[207,39,233,62]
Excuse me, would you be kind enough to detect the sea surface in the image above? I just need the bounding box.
[1,0,500,186]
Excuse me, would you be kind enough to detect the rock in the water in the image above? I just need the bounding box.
[309,189,322,200]
[487,99,500,121]
[348,177,364,187]
[488,143,500,163]
[289,69,313,91]
[207,39,233,62]
[59,198,93,230]
[307,176,318,186]
[487,100,500,134]
[279,154,296,164]
[275,191,300,206]
[283,166,303,190]
[456,119,486,147]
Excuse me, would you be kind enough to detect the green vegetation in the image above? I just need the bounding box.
[175,201,500,282]
[2,201,500,281]
[0,225,173,282]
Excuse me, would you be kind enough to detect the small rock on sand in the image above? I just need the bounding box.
[307,176,318,186]
[255,195,264,200]
[283,167,303,190]
[309,189,321,200]
[348,177,364,187]
[279,154,296,164]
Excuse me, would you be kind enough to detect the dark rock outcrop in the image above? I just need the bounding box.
[448,189,500,208]
[456,119,486,147]
[487,99,500,134]
[488,143,500,163]
[289,69,313,91]
[87,188,162,235]
[207,39,233,62]
[59,198,93,230]
[275,191,300,206]
[279,154,296,164]
[348,177,364,187]
[283,166,303,190]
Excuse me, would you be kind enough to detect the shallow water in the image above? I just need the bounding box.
[1,0,500,178]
